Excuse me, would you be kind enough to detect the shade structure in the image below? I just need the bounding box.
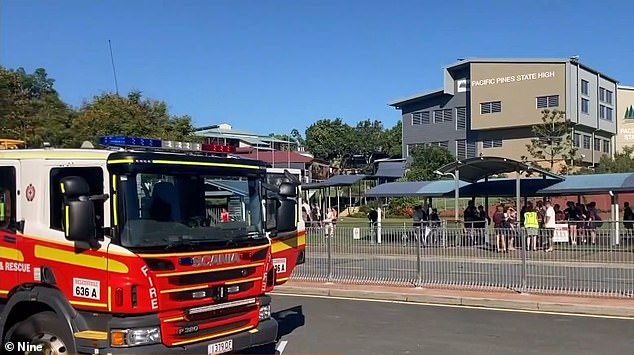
[536,173,634,195]
[364,180,468,198]
[436,156,564,183]
[458,177,561,197]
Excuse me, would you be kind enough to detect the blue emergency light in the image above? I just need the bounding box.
[98,135,237,153]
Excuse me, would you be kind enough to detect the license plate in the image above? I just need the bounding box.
[208,339,233,354]
[273,258,286,273]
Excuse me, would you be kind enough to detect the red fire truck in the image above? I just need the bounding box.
[0,135,305,354]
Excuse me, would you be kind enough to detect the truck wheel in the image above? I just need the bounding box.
[4,311,75,355]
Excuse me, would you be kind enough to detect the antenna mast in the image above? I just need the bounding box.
[108,40,120,94]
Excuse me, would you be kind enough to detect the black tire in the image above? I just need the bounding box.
[3,311,76,355]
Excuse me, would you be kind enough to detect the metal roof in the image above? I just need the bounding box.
[302,174,370,189]
[436,156,564,183]
[535,173,634,195]
[457,177,561,198]
[364,180,468,198]
[373,160,407,178]
[388,88,444,107]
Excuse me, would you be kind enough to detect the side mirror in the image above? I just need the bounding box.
[278,182,297,198]
[65,200,97,243]
[60,176,106,245]
[275,197,297,233]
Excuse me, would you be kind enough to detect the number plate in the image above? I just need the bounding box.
[273,258,286,273]
[208,339,233,354]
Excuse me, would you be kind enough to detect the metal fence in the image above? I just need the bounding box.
[292,222,634,298]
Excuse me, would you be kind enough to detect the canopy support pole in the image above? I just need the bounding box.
[612,191,620,246]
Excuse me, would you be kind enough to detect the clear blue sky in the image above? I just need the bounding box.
[2,0,632,136]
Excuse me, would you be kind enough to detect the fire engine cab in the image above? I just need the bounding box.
[0,136,305,354]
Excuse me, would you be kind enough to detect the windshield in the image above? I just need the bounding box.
[115,172,264,248]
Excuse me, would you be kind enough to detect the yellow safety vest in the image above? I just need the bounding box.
[524,211,539,228]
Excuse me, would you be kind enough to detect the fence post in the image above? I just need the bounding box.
[520,226,527,293]
[327,229,333,283]
[415,226,423,288]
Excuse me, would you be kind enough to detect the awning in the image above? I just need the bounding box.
[536,173,634,195]
[364,180,468,198]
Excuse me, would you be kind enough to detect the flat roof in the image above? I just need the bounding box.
[618,85,634,90]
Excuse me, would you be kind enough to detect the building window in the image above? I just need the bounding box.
[456,107,466,130]
[606,90,613,105]
[433,141,449,149]
[594,137,601,151]
[480,101,501,114]
[573,133,580,147]
[411,111,431,125]
[467,141,477,158]
[603,139,611,154]
[433,109,453,123]
[581,98,589,114]
[599,87,605,102]
[536,95,559,108]
[456,140,467,160]
[581,80,589,95]
[482,139,503,148]
[600,105,613,121]
[583,135,591,149]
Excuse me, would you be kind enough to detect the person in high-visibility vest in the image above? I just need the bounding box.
[523,201,539,251]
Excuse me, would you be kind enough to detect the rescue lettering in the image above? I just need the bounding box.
[3,262,31,272]
[141,265,159,309]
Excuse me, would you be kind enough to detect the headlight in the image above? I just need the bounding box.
[259,304,271,320]
[111,327,161,347]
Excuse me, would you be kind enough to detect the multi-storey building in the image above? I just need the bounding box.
[390,58,619,168]
[616,85,634,152]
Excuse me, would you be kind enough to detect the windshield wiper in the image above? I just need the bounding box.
[164,235,228,250]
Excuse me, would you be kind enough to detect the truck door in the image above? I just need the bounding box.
[0,161,21,297]
[268,177,305,285]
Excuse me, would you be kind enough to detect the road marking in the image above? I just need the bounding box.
[272,292,634,320]
[276,340,288,354]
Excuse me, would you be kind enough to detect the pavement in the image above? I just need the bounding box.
[272,280,634,317]
[244,292,634,355]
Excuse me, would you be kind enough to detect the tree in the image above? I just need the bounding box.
[72,90,194,147]
[382,120,402,158]
[404,145,455,181]
[304,118,355,163]
[0,66,75,147]
[523,109,577,173]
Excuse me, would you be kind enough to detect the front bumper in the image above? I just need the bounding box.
[103,318,278,354]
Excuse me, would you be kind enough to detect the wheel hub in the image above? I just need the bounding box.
[25,333,68,355]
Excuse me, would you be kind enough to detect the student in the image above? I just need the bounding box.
[523,201,539,251]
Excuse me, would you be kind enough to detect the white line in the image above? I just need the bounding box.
[275,340,288,354]
[272,292,634,320]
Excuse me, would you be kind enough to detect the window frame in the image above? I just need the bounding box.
[49,166,105,232]
[0,165,18,232]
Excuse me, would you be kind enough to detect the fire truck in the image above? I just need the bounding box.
[0,136,305,354]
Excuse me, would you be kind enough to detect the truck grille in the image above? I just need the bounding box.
[161,299,259,346]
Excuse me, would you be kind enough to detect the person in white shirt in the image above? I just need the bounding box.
[543,200,556,252]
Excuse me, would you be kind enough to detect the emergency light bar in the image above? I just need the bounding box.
[98,135,237,153]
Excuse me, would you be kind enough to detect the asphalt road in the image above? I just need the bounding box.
[295,253,634,296]
[244,294,634,355]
